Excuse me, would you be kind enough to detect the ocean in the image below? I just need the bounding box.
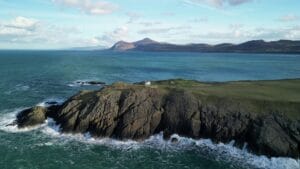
[0,50,299,169]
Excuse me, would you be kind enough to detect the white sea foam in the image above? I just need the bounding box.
[15,84,30,91]
[0,98,65,132]
[0,108,47,133]
[39,120,300,169]
[68,80,105,87]
[0,108,299,169]
[4,84,30,95]
[41,118,140,149]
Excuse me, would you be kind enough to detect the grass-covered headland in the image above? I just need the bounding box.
[15,78,300,158]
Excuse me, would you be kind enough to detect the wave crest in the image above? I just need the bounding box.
[0,107,299,169]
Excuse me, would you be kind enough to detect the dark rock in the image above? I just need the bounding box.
[75,81,106,86]
[88,81,106,85]
[171,137,179,143]
[45,101,60,106]
[16,106,47,128]
[55,86,165,140]
[5,121,17,127]
[160,90,200,138]
[46,105,62,119]
[248,114,299,157]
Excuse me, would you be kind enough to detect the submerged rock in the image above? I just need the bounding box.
[15,80,300,158]
[75,80,106,86]
[88,81,106,85]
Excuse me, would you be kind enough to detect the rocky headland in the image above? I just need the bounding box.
[14,79,300,158]
[110,38,300,54]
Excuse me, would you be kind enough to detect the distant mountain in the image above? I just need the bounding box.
[110,38,300,53]
[110,38,159,51]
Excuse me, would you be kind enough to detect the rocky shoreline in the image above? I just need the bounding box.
[13,79,300,158]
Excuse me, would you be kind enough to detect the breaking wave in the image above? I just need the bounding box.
[67,80,105,87]
[4,84,30,95]
[0,103,299,169]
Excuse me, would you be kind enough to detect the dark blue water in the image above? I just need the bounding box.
[0,50,299,169]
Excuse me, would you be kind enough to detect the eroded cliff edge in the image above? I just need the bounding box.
[15,79,300,158]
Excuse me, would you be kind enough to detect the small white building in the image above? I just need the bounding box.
[145,81,151,86]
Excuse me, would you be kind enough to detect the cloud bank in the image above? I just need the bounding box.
[278,14,299,22]
[95,26,130,46]
[184,0,252,7]
[52,0,117,15]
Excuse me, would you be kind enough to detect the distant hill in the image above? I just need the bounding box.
[109,38,300,53]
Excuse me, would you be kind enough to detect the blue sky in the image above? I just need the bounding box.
[0,0,299,49]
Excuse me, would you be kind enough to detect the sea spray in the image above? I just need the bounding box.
[0,106,299,169]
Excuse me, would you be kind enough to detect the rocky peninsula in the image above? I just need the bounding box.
[14,79,300,158]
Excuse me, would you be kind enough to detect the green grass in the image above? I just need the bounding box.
[151,79,300,102]
[149,79,300,119]
[105,79,300,119]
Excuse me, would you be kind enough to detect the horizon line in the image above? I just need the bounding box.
[0,38,299,50]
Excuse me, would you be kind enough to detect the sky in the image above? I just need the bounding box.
[0,0,299,49]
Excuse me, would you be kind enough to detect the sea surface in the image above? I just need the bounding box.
[0,50,300,169]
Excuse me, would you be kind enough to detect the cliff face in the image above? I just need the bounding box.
[15,80,300,158]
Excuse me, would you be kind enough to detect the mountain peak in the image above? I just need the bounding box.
[142,37,155,41]
[110,40,135,51]
[134,38,158,45]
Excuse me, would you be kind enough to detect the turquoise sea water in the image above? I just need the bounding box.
[0,50,300,169]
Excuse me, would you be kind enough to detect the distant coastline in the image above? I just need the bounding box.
[108,38,300,54]
[1,38,300,54]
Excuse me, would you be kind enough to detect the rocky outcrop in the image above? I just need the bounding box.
[16,106,47,128]
[248,114,300,158]
[15,82,300,158]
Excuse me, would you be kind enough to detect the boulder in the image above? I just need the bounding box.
[16,106,47,128]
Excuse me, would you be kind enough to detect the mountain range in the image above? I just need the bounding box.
[109,38,300,53]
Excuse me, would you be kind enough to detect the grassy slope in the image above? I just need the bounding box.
[152,79,300,102]
[148,79,300,119]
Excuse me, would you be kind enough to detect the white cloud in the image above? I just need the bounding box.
[95,26,129,46]
[278,14,299,22]
[52,0,117,15]
[139,21,162,27]
[4,16,39,31]
[138,26,190,34]
[126,12,142,23]
[0,16,86,48]
[0,17,39,42]
[184,0,252,8]
[189,17,208,23]
[189,25,300,43]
